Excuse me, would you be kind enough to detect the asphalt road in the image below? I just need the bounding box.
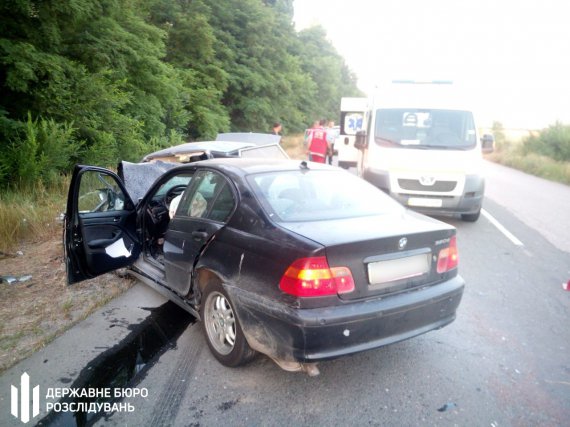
[1,160,569,426]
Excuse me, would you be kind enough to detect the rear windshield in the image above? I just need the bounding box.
[374,108,476,150]
[247,169,403,222]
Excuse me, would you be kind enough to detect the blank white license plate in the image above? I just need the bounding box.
[408,197,443,208]
[368,253,431,284]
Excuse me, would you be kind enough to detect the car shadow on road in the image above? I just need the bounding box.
[36,302,195,427]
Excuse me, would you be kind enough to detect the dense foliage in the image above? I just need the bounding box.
[0,0,361,187]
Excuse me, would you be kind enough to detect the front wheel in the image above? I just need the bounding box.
[338,161,356,169]
[461,210,481,222]
[201,282,256,367]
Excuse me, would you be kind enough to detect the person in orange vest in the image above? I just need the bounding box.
[307,119,328,163]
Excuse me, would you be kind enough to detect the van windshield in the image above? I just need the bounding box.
[374,109,476,150]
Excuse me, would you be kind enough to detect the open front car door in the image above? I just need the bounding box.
[65,165,141,284]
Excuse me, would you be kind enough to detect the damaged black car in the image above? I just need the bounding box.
[64,158,464,375]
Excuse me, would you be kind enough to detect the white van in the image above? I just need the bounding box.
[335,97,367,169]
[354,81,493,222]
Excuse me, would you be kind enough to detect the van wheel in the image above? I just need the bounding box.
[201,282,256,367]
[338,161,356,169]
[461,210,481,222]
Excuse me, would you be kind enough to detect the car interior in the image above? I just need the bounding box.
[142,171,235,265]
[144,175,193,263]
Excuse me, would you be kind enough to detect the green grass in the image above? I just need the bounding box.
[0,178,69,253]
[487,141,570,186]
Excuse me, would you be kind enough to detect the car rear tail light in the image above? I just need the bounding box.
[279,257,355,297]
[437,235,459,273]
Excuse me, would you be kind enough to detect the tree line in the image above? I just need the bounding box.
[0,0,362,188]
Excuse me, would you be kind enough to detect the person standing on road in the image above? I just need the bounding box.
[325,120,338,165]
[307,119,328,163]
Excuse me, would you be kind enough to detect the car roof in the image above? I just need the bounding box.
[142,133,282,163]
[142,140,256,162]
[191,157,334,176]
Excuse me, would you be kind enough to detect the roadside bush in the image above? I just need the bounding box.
[486,129,570,186]
[1,113,82,188]
[522,122,570,162]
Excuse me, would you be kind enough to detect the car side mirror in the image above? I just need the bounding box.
[354,130,368,150]
[481,134,494,154]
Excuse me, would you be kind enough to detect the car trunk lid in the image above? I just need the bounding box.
[278,211,457,301]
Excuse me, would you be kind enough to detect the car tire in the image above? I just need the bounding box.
[461,210,481,222]
[200,282,256,367]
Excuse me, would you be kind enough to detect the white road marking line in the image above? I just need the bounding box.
[481,209,524,246]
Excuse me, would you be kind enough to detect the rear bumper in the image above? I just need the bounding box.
[227,275,465,363]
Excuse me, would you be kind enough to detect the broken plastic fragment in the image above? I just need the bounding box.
[563,280,570,291]
[437,402,457,412]
[0,275,33,284]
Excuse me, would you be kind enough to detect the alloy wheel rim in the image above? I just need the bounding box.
[205,291,236,355]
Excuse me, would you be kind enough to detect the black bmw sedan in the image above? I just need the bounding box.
[65,158,464,375]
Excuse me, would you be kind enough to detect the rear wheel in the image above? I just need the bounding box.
[201,282,256,367]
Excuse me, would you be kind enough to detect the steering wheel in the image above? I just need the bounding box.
[164,185,187,207]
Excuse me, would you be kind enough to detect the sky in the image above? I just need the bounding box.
[293,0,570,129]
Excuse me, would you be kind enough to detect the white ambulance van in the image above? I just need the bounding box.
[354,81,493,222]
[335,97,368,169]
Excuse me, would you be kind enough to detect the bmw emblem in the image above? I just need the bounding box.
[398,237,408,250]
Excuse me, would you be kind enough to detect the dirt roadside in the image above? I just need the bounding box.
[0,238,133,373]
